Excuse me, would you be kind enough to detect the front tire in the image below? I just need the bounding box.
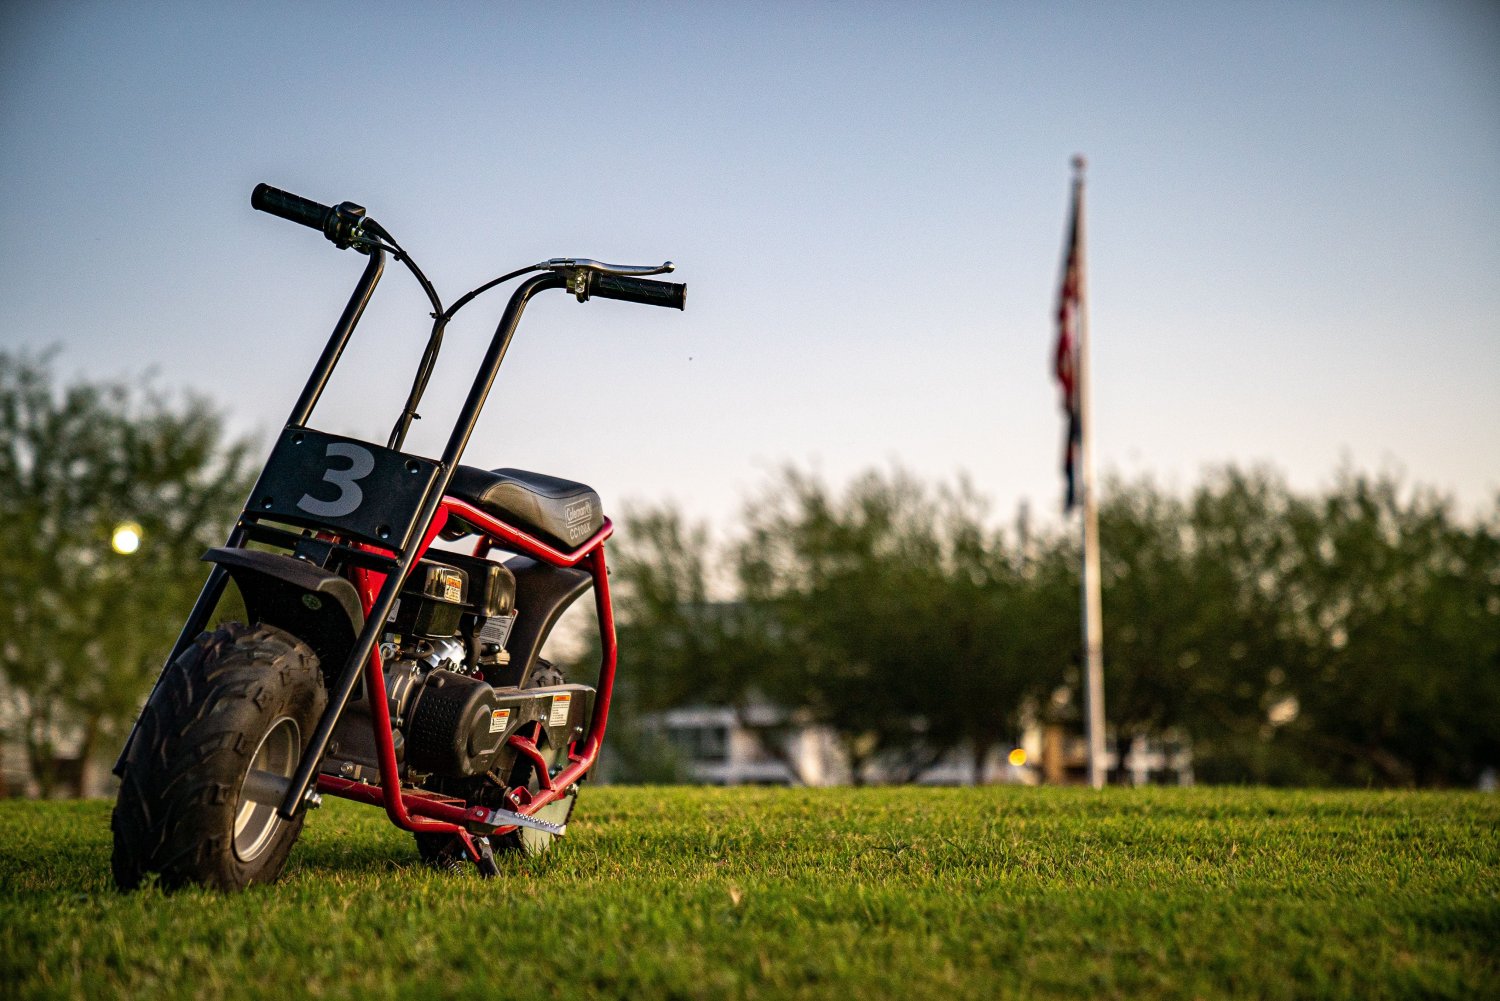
[112,622,327,892]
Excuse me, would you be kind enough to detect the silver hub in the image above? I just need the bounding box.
[233,716,300,863]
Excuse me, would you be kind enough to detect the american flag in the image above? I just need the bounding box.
[1054,170,1083,512]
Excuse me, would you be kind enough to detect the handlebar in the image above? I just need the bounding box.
[587,272,687,310]
[251,183,367,249]
[543,259,685,310]
[250,184,686,309]
[251,183,330,230]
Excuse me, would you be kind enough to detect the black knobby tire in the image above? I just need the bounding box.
[112,622,327,892]
[526,658,566,689]
[414,657,578,869]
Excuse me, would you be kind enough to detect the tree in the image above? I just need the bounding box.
[605,469,1058,785]
[1177,468,1310,783]
[1277,472,1500,786]
[738,467,1055,782]
[1093,478,1199,762]
[1095,469,1310,782]
[0,353,254,796]
[597,462,1500,789]
[604,505,814,781]
[1093,467,1500,787]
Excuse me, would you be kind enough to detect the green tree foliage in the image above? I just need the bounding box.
[613,468,1062,784]
[1098,469,1309,781]
[606,463,1499,788]
[1090,467,1500,786]
[605,504,817,781]
[738,469,972,781]
[0,353,254,795]
[1275,473,1500,785]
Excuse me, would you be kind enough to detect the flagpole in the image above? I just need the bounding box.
[1073,155,1108,789]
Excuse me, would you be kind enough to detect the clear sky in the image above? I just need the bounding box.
[3,2,1497,531]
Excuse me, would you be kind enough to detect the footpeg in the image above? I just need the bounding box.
[474,806,566,836]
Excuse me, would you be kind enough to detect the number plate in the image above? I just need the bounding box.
[247,427,442,552]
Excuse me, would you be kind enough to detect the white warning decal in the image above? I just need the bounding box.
[489,708,511,734]
[548,693,572,727]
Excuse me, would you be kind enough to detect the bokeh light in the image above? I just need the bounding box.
[111,522,142,555]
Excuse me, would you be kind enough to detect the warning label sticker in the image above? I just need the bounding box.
[548,694,572,727]
[489,708,511,734]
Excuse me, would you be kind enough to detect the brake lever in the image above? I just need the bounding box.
[539,259,675,277]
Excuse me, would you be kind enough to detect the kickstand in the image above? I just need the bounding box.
[456,831,500,878]
[473,835,499,878]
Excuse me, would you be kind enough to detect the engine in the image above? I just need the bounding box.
[321,552,593,787]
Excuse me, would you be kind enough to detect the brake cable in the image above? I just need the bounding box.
[361,218,547,452]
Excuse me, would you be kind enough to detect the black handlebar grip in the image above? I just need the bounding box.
[251,183,334,232]
[590,273,687,310]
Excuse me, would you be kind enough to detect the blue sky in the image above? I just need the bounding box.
[2,2,1497,529]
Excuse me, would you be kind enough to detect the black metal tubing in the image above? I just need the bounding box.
[287,247,386,427]
[277,270,567,818]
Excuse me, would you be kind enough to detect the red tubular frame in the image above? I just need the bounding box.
[313,494,618,842]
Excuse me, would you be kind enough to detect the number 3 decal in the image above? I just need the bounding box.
[297,442,375,518]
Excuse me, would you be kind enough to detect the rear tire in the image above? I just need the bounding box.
[112,622,327,892]
[414,657,578,869]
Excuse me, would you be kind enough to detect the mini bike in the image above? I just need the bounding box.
[111,184,685,889]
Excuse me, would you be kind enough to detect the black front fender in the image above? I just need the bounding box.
[201,547,365,682]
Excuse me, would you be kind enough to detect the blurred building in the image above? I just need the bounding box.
[643,698,1194,786]
[648,703,849,786]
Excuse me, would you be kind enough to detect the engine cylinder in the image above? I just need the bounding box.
[404,669,505,776]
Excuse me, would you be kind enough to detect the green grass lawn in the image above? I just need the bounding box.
[1,786,1495,999]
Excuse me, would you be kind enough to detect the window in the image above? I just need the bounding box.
[666,724,729,763]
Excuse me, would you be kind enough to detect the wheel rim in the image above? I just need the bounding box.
[233,716,300,863]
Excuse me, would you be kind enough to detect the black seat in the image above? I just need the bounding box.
[445,466,605,549]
